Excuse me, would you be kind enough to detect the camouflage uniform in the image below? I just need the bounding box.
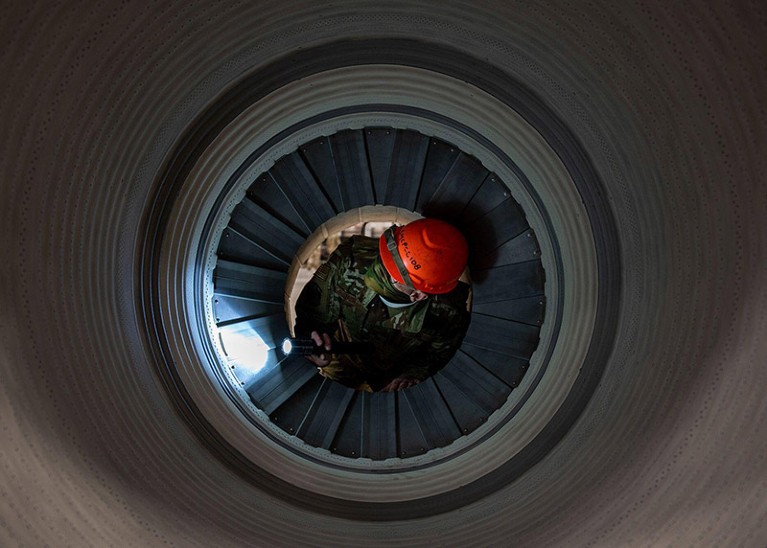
[294,235,470,391]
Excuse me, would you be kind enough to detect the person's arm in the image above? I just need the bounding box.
[294,242,350,338]
[381,306,470,391]
[294,241,354,367]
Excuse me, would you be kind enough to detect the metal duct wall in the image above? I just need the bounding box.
[1,1,765,546]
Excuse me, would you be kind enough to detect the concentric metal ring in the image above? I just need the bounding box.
[5,2,766,544]
[142,41,618,516]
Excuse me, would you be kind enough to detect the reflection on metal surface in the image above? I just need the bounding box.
[219,327,271,384]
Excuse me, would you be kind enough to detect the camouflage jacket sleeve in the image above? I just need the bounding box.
[396,284,471,381]
[396,327,466,382]
[293,240,352,337]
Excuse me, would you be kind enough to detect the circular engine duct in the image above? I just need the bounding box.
[1,1,766,546]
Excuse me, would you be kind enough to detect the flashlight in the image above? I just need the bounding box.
[281,338,372,356]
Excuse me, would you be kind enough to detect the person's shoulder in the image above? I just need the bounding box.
[431,282,471,312]
[348,234,378,250]
[325,236,377,280]
[423,282,470,335]
[347,235,379,261]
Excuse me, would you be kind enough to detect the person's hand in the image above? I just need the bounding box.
[381,376,421,392]
[305,331,332,368]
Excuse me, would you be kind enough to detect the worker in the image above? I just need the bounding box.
[294,218,471,392]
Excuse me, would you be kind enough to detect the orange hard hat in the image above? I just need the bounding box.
[379,218,469,294]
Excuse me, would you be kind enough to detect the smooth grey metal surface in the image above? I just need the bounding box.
[1,1,766,546]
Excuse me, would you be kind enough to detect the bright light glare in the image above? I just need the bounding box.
[219,328,270,383]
